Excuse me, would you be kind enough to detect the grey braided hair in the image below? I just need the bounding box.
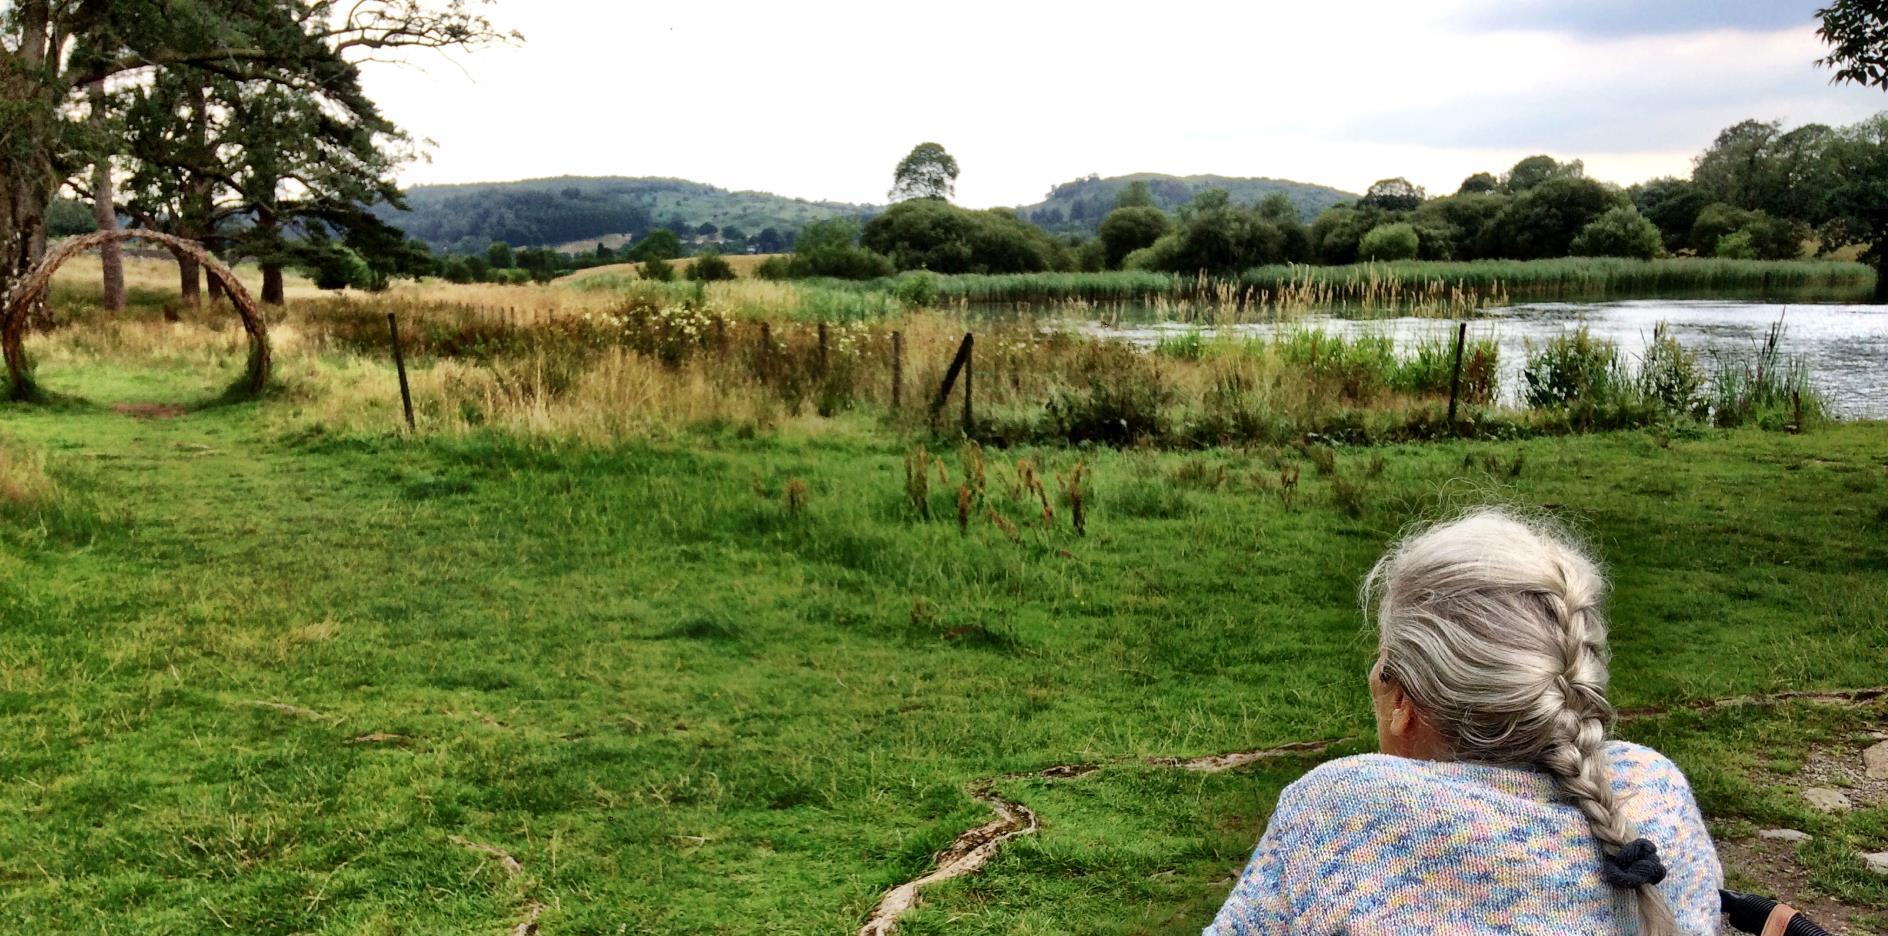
[1363,508,1677,936]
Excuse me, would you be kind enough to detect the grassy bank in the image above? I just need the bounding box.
[1,363,1885,933]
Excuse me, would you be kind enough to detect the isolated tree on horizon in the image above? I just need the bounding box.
[889,142,959,202]
[1361,177,1426,212]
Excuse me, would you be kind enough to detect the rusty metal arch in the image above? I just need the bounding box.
[3,229,271,400]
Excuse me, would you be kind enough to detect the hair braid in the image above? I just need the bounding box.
[1536,567,1679,936]
[1368,510,1691,935]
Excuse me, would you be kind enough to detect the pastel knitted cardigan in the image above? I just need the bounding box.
[1206,741,1723,935]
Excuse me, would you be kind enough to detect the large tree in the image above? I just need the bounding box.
[0,1,510,326]
[1818,0,1888,90]
[888,142,959,202]
[1816,1,1888,299]
[1818,114,1888,299]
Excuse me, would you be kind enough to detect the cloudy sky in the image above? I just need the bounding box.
[358,0,1888,207]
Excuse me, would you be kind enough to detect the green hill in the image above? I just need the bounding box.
[375,176,872,255]
[376,172,1359,255]
[1018,173,1357,234]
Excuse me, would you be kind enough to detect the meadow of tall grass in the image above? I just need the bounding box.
[8,256,1887,935]
[15,255,1838,450]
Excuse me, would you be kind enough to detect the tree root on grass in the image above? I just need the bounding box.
[1616,686,1888,719]
[858,787,1041,936]
[855,738,1343,936]
[452,834,546,933]
[857,685,1888,935]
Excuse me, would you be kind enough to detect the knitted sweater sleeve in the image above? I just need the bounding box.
[1202,774,1321,935]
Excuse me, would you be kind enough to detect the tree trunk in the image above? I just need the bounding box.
[88,80,124,311]
[206,258,227,304]
[2,2,55,333]
[257,211,285,305]
[25,223,51,330]
[178,253,201,308]
[176,79,211,309]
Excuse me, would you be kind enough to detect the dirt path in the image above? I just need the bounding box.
[856,686,1888,936]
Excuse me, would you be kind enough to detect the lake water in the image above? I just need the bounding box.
[1082,300,1888,419]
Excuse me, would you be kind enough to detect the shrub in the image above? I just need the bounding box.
[755,256,792,281]
[1570,206,1662,259]
[1636,324,1707,417]
[1097,206,1170,268]
[639,258,676,282]
[891,270,940,308]
[1042,356,1173,446]
[1522,328,1627,407]
[1715,230,1757,260]
[787,220,896,280]
[686,251,737,282]
[627,228,681,262]
[861,200,1064,274]
[1359,223,1420,261]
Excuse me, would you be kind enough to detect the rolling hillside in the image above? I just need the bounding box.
[376,176,872,254]
[376,172,1359,255]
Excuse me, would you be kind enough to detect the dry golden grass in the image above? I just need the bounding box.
[51,252,330,302]
[271,348,846,445]
[0,439,57,509]
[561,253,781,283]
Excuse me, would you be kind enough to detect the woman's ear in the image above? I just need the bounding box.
[1386,683,1417,739]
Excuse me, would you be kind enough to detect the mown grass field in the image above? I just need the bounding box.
[3,345,1888,933]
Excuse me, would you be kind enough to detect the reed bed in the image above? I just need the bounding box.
[909,258,1874,315]
[55,296,1810,448]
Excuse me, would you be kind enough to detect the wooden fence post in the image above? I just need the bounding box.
[930,332,974,433]
[387,312,415,432]
[890,330,903,411]
[962,333,973,434]
[758,321,773,383]
[1447,321,1468,429]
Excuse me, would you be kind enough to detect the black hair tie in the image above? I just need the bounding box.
[1601,838,1668,888]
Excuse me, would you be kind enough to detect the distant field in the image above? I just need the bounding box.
[562,253,781,283]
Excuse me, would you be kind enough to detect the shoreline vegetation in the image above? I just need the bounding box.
[19,257,1836,450]
[562,256,1879,320]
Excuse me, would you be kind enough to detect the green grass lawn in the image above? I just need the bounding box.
[3,362,1887,934]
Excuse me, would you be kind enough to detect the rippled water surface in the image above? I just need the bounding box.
[1085,300,1888,418]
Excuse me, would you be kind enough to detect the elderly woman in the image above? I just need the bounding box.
[1207,509,1723,935]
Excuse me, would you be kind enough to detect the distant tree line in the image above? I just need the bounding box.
[749,119,1888,290]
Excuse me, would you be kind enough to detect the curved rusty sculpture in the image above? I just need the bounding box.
[2,229,271,399]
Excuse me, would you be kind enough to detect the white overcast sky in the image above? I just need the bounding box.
[357,0,1888,207]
